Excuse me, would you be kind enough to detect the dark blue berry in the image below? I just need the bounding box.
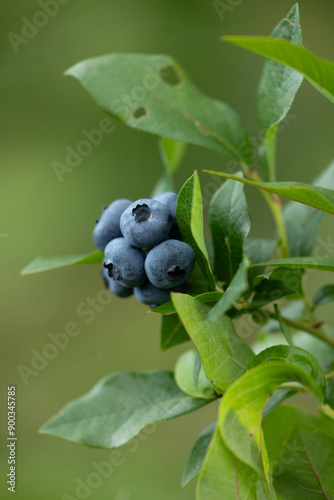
[134,281,171,307]
[101,268,133,298]
[153,192,177,220]
[134,281,187,307]
[120,198,172,248]
[103,237,146,288]
[93,199,132,251]
[145,239,195,289]
[153,192,182,240]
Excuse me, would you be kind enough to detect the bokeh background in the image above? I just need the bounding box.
[1,0,334,498]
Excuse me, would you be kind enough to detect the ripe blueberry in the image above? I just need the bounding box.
[103,237,146,288]
[120,198,172,248]
[153,191,182,239]
[134,281,171,307]
[101,268,133,298]
[153,192,177,221]
[93,199,132,251]
[134,281,187,308]
[145,239,195,289]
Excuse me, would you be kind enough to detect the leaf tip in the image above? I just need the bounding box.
[181,476,188,487]
[20,256,42,276]
[38,424,48,435]
[221,35,235,42]
[64,61,84,79]
[290,2,300,15]
[64,66,74,78]
[20,264,30,276]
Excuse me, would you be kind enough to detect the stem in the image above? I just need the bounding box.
[325,370,334,381]
[270,195,289,258]
[301,282,314,321]
[241,163,289,258]
[269,311,334,349]
[251,170,289,258]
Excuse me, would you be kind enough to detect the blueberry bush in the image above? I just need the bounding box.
[22,5,334,498]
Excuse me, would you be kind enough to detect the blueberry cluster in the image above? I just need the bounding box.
[93,193,195,308]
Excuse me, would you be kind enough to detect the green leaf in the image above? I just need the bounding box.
[207,256,250,321]
[159,137,187,174]
[257,4,303,181]
[21,251,104,275]
[151,301,176,315]
[321,401,334,421]
[67,54,253,164]
[189,262,215,295]
[281,427,334,495]
[258,300,306,334]
[251,333,289,357]
[326,378,334,412]
[204,170,334,215]
[219,347,325,489]
[252,256,334,273]
[263,388,298,417]
[151,138,187,196]
[209,177,251,284]
[283,160,334,257]
[197,428,258,500]
[40,371,210,448]
[175,350,217,400]
[244,237,278,285]
[193,292,224,304]
[263,405,334,499]
[160,314,189,350]
[151,292,224,316]
[177,172,215,290]
[182,422,216,487]
[172,293,254,390]
[293,328,334,373]
[253,327,334,375]
[246,345,325,393]
[314,284,334,309]
[244,237,277,265]
[252,265,302,288]
[284,200,324,258]
[223,36,334,104]
[250,267,303,312]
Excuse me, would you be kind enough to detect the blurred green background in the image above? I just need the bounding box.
[1,1,334,498]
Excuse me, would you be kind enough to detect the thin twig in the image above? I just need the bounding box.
[269,311,334,349]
